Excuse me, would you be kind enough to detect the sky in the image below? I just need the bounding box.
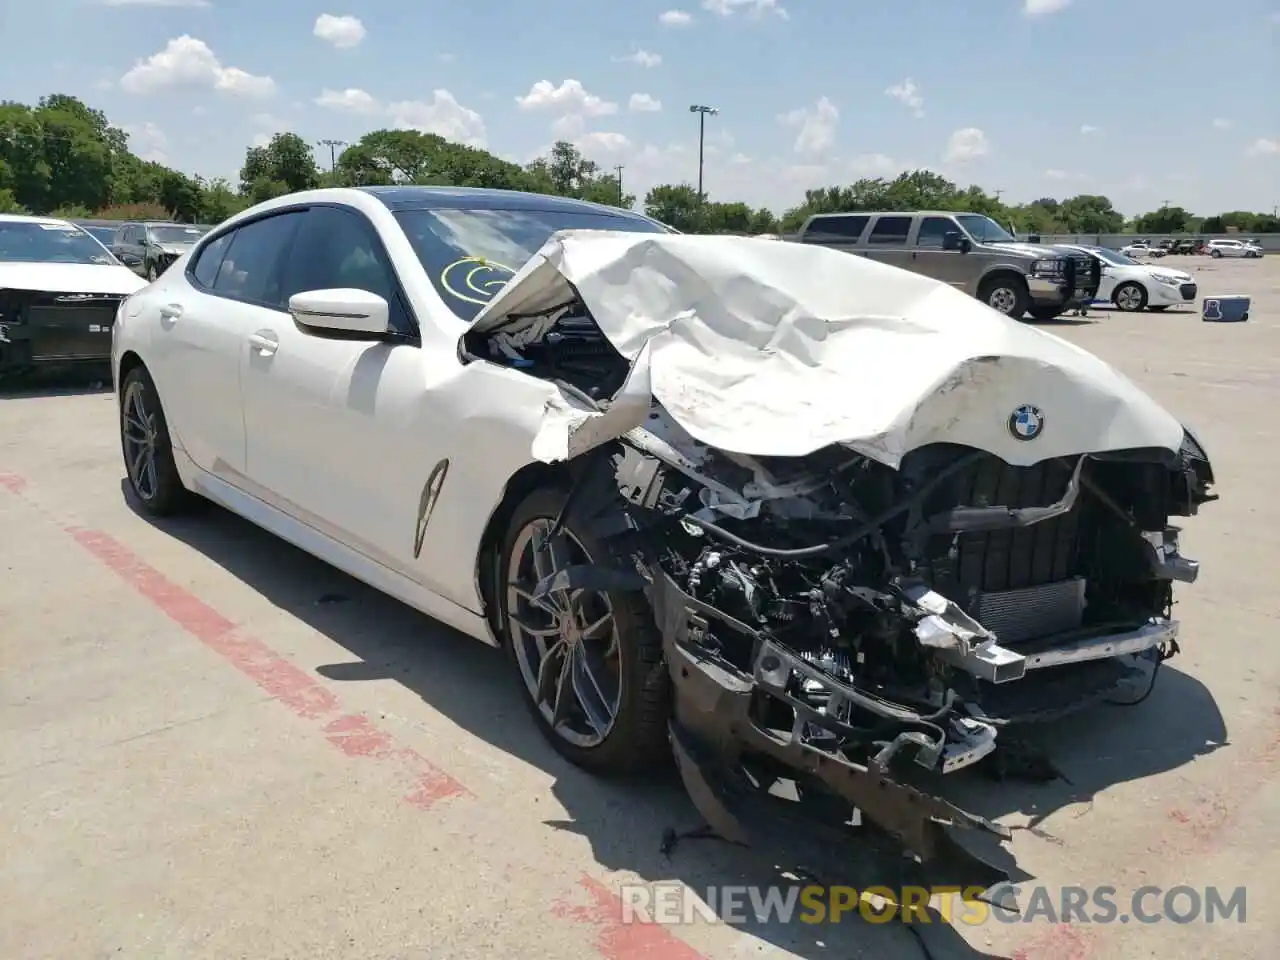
[5,0,1278,217]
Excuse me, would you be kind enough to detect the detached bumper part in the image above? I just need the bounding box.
[650,568,1016,898]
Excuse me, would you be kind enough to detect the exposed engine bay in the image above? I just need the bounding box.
[464,287,1218,898]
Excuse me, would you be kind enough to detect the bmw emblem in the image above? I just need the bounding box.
[1008,404,1044,441]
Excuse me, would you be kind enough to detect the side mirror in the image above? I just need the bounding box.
[289,288,391,339]
[943,231,972,253]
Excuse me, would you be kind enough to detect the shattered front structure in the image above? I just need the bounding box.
[462,230,1217,892]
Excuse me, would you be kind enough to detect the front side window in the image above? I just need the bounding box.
[279,206,412,335]
[0,220,118,265]
[914,216,955,248]
[211,212,304,308]
[191,232,233,288]
[394,206,670,321]
[955,215,1016,244]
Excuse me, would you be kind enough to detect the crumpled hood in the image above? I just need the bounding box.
[0,261,146,296]
[467,231,1185,468]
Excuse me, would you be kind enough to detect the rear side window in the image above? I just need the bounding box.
[211,212,304,308]
[191,232,233,288]
[867,216,912,245]
[803,215,869,243]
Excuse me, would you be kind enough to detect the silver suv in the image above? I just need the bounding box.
[795,211,1100,321]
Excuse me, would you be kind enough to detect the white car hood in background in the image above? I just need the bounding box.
[468,231,1185,468]
[0,261,145,295]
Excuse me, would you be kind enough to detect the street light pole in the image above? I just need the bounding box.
[688,104,719,203]
[614,165,625,205]
[317,138,348,171]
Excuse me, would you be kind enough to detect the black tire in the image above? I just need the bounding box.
[1028,305,1066,321]
[146,262,159,282]
[978,274,1030,319]
[498,486,672,775]
[119,365,192,516]
[1210,249,1222,259]
[1113,281,1148,312]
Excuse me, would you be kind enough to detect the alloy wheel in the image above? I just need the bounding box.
[507,518,622,749]
[121,380,159,500]
[1116,284,1145,312]
[988,287,1018,314]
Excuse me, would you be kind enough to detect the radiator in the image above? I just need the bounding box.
[971,576,1086,644]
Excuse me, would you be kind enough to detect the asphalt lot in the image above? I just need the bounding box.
[2,253,1277,960]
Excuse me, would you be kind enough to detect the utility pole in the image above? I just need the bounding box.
[614,165,624,205]
[993,189,1004,202]
[688,104,719,203]
[1159,198,1171,209]
[317,139,348,172]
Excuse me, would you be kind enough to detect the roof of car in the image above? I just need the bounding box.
[355,185,646,218]
[0,213,72,226]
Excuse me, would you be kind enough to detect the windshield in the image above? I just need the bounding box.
[80,225,117,245]
[955,214,1015,244]
[0,220,117,265]
[1092,247,1139,266]
[395,207,671,321]
[150,224,207,243]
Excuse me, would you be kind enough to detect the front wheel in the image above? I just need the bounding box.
[499,486,671,775]
[978,275,1029,319]
[146,263,159,282]
[1113,281,1148,312]
[119,365,192,516]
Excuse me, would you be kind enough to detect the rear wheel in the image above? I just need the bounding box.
[978,275,1030,319]
[119,365,191,516]
[1210,249,1223,259]
[499,486,671,774]
[1113,281,1148,312]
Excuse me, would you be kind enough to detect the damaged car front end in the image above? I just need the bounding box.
[461,230,1218,896]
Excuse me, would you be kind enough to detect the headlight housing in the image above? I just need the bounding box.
[1149,272,1180,285]
[1030,258,1066,279]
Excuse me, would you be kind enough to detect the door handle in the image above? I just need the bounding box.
[158,303,183,320]
[247,331,278,356]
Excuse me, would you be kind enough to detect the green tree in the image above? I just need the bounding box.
[1132,205,1193,233]
[643,183,702,231]
[238,132,321,201]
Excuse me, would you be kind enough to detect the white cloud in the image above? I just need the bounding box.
[629,93,663,112]
[1044,168,1069,180]
[702,0,788,17]
[1080,123,1099,135]
[578,132,632,157]
[386,92,487,147]
[100,0,209,6]
[944,127,989,162]
[313,14,366,49]
[1245,137,1278,157]
[613,49,662,67]
[313,85,487,147]
[658,9,693,25]
[1212,117,1232,129]
[119,36,275,97]
[250,113,287,130]
[884,77,924,118]
[123,122,169,163]
[517,79,617,117]
[314,88,380,114]
[778,96,838,155]
[849,153,897,176]
[251,132,272,148]
[1023,0,1071,15]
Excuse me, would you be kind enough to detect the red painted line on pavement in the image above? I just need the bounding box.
[553,875,710,960]
[1013,924,1094,960]
[0,472,27,494]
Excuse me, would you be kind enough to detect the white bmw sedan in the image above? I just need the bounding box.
[111,186,1218,880]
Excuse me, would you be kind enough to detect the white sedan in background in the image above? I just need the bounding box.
[1059,244,1197,312]
[1119,240,1166,259]
[1205,238,1262,258]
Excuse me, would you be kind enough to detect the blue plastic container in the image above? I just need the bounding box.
[1202,295,1250,322]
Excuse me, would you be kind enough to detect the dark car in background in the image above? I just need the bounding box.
[72,219,123,248]
[111,221,212,281]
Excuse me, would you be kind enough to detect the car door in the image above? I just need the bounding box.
[153,210,305,479]
[239,203,444,584]
[861,215,915,272]
[906,215,971,289]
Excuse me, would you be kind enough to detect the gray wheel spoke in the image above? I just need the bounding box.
[570,645,614,736]
[537,639,566,705]
[142,456,158,498]
[550,646,575,729]
[581,611,613,642]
